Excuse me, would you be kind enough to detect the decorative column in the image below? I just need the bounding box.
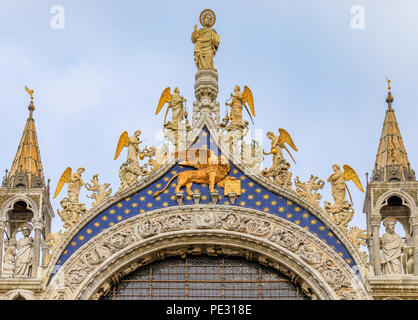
[0,220,5,275]
[193,70,220,127]
[370,215,382,276]
[32,218,43,278]
[410,215,418,276]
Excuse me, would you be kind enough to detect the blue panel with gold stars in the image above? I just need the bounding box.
[52,127,358,279]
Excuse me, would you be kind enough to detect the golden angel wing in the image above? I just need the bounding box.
[175,148,215,169]
[343,164,364,192]
[278,128,298,151]
[114,131,130,160]
[155,87,172,115]
[242,86,255,116]
[53,167,72,199]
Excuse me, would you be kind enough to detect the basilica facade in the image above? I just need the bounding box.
[0,10,417,300]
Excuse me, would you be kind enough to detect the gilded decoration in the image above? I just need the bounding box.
[191,9,220,71]
[324,164,364,232]
[153,148,237,197]
[222,85,255,131]
[3,9,403,302]
[51,127,359,276]
[54,167,87,231]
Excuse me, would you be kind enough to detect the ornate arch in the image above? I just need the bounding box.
[0,195,39,221]
[5,289,34,300]
[375,189,417,214]
[43,206,370,300]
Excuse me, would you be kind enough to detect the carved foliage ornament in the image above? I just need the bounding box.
[54,210,358,300]
[64,228,136,290]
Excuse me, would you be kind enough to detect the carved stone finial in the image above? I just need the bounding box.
[175,192,184,206]
[210,190,219,204]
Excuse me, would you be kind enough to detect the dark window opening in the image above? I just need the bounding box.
[101,256,310,300]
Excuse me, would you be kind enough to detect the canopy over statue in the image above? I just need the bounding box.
[191,9,220,71]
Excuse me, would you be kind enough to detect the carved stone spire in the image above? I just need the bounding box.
[2,98,45,188]
[371,82,415,182]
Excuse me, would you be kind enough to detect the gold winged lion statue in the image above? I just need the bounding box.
[153,148,237,197]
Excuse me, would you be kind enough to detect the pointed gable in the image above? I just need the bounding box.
[54,124,357,274]
[372,89,415,182]
[7,100,45,188]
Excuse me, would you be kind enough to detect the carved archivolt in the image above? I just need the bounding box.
[43,208,370,301]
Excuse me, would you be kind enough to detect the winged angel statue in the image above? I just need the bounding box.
[262,129,298,190]
[324,164,364,231]
[114,130,149,192]
[155,87,189,129]
[222,85,255,130]
[53,167,87,230]
[155,87,190,148]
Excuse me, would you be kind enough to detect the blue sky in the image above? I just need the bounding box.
[1,0,417,236]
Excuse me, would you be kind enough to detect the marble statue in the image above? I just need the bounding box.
[262,129,298,190]
[324,164,363,232]
[115,130,150,192]
[327,164,346,207]
[191,9,220,71]
[13,224,34,277]
[381,218,404,275]
[114,130,142,168]
[85,174,112,208]
[67,168,85,203]
[53,167,85,203]
[54,167,88,231]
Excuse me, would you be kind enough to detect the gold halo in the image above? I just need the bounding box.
[383,217,397,226]
[20,222,33,233]
[200,9,216,28]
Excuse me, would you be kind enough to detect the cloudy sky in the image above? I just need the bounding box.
[0,0,417,236]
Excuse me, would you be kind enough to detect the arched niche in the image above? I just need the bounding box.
[6,201,34,240]
[377,191,416,246]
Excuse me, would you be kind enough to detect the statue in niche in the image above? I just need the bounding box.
[380,218,404,275]
[3,247,16,277]
[402,246,414,275]
[191,9,220,71]
[13,223,34,277]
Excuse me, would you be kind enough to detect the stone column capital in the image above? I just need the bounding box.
[32,218,43,230]
[409,215,418,227]
[370,215,381,227]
